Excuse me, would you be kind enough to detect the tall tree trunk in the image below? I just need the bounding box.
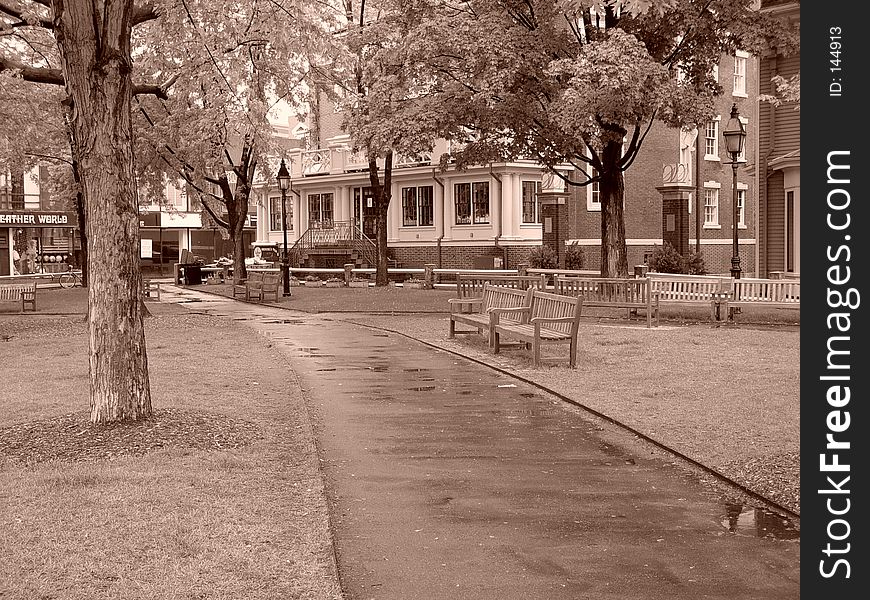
[232,207,247,285]
[367,151,392,286]
[52,0,152,423]
[64,99,88,287]
[599,140,629,278]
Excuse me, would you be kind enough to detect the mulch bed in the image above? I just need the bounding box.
[0,408,263,467]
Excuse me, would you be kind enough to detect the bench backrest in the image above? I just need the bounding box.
[457,274,546,298]
[528,290,583,335]
[648,273,729,301]
[247,271,266,285]
[731,278,800,303]
[261,273,281,288]
[481,284,532,314]
[554,276,651,304]
[0,283,35,300]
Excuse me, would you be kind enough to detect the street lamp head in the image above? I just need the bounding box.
[276,158,291,192]
[722,103,746,159]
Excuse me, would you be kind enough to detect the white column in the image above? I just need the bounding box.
[441,176,452,241]
[504,173,519,238]
[389,181,401,241]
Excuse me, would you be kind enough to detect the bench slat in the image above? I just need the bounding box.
[0,282,37,312]
[553,276,657,328]
[448,284,531,345]
[493,290,583,367]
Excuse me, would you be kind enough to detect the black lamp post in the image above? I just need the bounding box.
[277,158,292,296]
[722,103,747,279]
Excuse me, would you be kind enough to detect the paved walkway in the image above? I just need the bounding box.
[161,285,799,600]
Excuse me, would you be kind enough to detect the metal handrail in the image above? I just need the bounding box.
[288,221,377,267]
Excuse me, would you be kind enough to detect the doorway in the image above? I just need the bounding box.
[353,187,378,238]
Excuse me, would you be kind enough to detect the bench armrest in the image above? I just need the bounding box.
[448,297,482,305]
[530,316,576,324]
[449,297,482,314]
[488,306,529,314]
[489,306,530,325]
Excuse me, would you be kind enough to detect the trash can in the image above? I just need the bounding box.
[184,265,203,285]
[177,264,203,285]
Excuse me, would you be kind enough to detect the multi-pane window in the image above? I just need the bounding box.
[704,120,719,159]
[166,180,187,207]
[402,185,434,227]
[308,192,333,226]
[589,168,601,207]
[583,165,601,211]
[737,189,746,227]
[737,117,748,162]
[703,188,719,226]
[521,180,542,223]
[454,181,489,225]
[733,52,747,96]
[269,196,291,232]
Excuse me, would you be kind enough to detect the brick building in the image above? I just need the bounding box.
[755,0,800,277]
[252,52,760,275]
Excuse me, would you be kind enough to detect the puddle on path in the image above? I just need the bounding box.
[720,503,799,540]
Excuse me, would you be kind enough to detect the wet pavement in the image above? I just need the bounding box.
[161,286,800,599]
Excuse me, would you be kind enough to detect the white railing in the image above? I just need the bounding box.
[395,152,433,168]
[662,163,692,185]
[301,149,332,176]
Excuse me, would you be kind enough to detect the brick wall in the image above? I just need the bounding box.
[390,245,536,270]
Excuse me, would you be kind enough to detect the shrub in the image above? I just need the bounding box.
[682,251,707,275]
[564,242,585,270]
[648,242,707,275]
[526,245,558,269]
[648,242,683,273]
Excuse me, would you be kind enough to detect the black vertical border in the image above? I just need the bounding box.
[802,1,868,596]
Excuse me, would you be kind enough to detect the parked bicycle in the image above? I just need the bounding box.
[53,265,83,288]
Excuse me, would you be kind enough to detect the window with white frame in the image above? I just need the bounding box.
[454,181,489,225]
[521,180,542,223]
[703,184,720,227]
[586,166,601,211]
[402,185,434,227]
[269,196,292,232]
[737,187,747,227]
[704,118,720,160]
[733,51,749,97]
[308,192,333,227]
[737,117,749,162]
[165,179,187,207]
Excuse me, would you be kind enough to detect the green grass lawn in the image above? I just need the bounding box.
[0,300,342,600]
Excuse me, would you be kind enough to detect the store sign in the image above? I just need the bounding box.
[0,211,78,227]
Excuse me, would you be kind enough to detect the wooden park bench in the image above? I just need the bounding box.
[448,284,532,346]
[455,273,547,299]
[491,289,583,368]
[553,275,658,328]
[726,278,800,322]
[142,279,161,301]
[0,281,37,312]
[233,270,265,300]
[249,272,282,302]
[648,272,731,322]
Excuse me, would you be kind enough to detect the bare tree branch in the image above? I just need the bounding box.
[1,56,174,98]
[0,0,53,29]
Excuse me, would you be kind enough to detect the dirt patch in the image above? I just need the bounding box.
[0,408,263,467]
